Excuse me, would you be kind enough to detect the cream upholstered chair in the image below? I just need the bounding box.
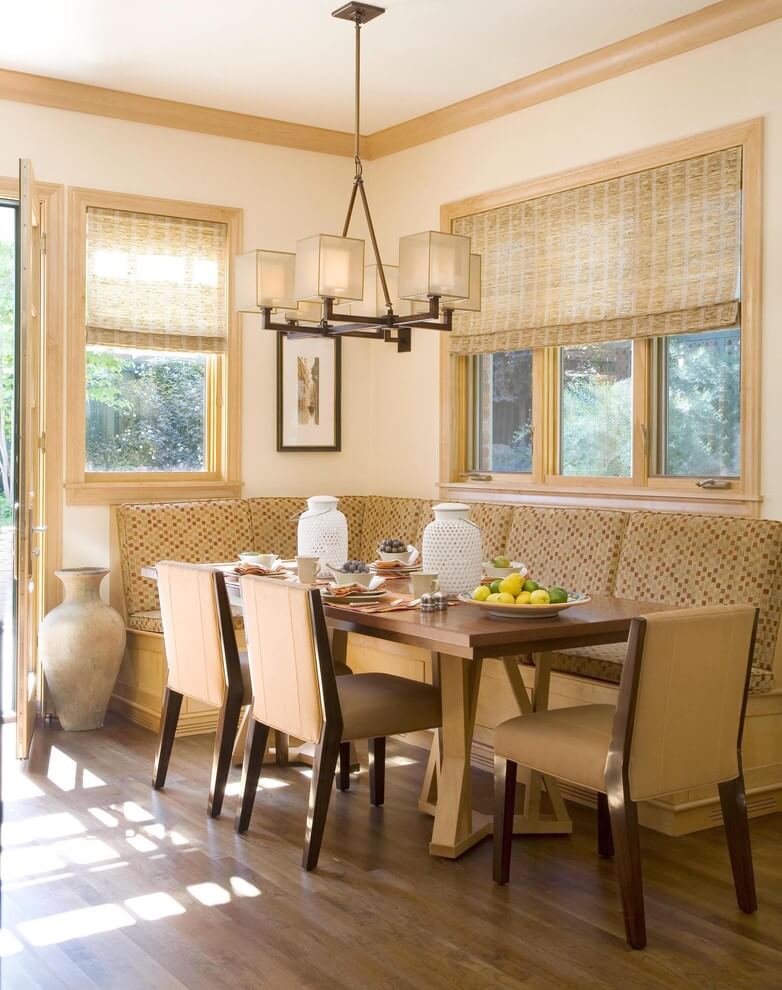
[493,605,759,949]
[235,576,442,869]
[153,562,251,818]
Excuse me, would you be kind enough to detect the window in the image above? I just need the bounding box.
[474,350,533,474]
[67,189,242,504]
[445,120,761,513]
[655,328,740,478]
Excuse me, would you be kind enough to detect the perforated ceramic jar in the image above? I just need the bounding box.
[297,495,348,570]
[422,502,482,596]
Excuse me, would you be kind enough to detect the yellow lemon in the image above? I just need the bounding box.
[496,592,516,604]
[472,585,491,601]
[530,589,550,605]
[500,574,522,596]
[486,593,501,602]
[515,591,532,605]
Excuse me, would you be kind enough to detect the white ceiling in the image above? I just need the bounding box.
[2,0,710,132]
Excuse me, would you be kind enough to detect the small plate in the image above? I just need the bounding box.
[457,592,591,619]
[322,589,388,604]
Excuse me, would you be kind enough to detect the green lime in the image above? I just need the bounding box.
[492,556,510,568]
[490,579,503,594]
[522,579,539,593]
[549,587,568,604]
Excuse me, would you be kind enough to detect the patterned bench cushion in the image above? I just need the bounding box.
[506,506,627,596]
[117,499,254,617]
[129,608,244,636]
[359,497,430,563]
[615,512,782,682]
[247,497,308,559]
[535,644,773,694]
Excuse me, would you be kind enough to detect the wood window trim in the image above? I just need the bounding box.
[0,176,65,610]
[66,187,243,506]
[439,119,763,518]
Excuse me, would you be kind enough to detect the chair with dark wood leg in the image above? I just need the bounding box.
[493,604,759,949]
[153,561,251,818]
[235,576,442,869]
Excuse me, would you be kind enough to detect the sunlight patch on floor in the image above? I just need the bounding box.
[125,832,158,854]
[125,891,186,921]
[230,876,261,897]
[0,930,24,958]
[187,882,231,906]
[46,747,78,791]
[1,845,67,881]
[88,807,119,827]
[1,773,44,802]
[111,801,155,823]
[2,811,85,847]
[55,836,120,866]
[17,903,136,946]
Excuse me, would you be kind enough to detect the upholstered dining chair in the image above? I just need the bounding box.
[152,561,251,818]
[235,576,442,869]
[493,604,759,949]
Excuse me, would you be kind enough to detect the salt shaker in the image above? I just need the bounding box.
[420,593,435,612]
[432,591,447,611]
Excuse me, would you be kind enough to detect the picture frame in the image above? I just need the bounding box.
[276,333,342,452]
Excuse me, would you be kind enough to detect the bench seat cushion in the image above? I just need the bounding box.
[527,644,773,694]
[129,608,244,636]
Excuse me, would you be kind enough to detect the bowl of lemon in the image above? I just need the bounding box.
[482,556,528,580]
[459,573,590,618]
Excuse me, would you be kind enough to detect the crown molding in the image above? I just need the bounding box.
[0,67,355,157]
[0,0,780,161]
[363,0,782,159]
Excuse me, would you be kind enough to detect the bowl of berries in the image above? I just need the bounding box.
[328,560,374,587]
[378,538,415,563]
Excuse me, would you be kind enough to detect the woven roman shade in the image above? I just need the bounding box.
[450,148,741,355]
[86,208,228,353]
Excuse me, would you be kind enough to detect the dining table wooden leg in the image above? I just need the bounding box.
[429,654,491,859]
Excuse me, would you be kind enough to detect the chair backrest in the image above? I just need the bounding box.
[612,605,758,803]
[240,577,340,744]
[157,561,237,707]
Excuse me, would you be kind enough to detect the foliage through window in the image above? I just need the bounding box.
[0,204,15,524]
[85,346,208,472]
[475,351,532,473]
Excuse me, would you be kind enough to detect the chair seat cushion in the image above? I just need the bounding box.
[338,673,441,742]
[494,705,615,793]
[128,608,244,636]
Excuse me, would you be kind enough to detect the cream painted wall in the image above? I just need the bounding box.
[0,100,373,575]
[367,18,782,520]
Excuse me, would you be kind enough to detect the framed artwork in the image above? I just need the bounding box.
[276,333,342,451]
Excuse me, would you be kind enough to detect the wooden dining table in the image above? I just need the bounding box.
[142,564,668,859]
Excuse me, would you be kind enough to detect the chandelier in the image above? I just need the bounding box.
[236,2,481,353]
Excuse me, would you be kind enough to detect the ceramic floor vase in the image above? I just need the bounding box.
[40,568,126,731]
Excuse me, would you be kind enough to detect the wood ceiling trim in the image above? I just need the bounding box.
[0,0,780,161]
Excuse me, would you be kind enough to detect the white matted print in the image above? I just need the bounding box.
[277,334,341,451]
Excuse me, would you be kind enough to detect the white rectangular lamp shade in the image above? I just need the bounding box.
[362,264,412,317]
[283,299,352,322]
[235,250,296,310]
[443,254,482,311]
[398,230,471,301]
[295,234,365,301]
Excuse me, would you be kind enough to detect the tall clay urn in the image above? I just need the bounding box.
[39,568,126,731]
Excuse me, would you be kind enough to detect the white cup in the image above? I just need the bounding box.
[412,572,440,597]
[296,555,320,584]
[256,554,278,569]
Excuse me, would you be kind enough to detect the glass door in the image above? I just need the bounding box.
[0,198,16,723]
[14,159,46,759]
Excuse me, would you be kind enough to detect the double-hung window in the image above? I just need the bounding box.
[67,190,242,504]
[444,121,760,514]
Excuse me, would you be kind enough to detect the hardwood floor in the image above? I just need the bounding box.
[2,716,781,989]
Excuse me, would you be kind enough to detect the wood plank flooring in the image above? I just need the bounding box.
[2,716,781,989]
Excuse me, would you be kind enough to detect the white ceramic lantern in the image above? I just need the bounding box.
[422,502,482,596]
[297,495,348,571]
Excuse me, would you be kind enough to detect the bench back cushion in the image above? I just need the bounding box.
[615,512,782,677]
[506,506,627,596]
[118,499,254,616]
[247,497,308,559]
[417,501,514,562]
[359,497,430,563]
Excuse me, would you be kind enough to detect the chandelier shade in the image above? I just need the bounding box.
[443,253,482,312]
[236,249,296,311]
[398,231,471,302]
[295,234,365,302]
[362,264,412,317]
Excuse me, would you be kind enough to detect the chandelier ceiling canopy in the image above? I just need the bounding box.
[237,2,481,353]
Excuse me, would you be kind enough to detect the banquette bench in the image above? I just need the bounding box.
[109,495,782,836]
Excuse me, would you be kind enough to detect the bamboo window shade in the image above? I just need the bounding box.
[449,147,742,355]
[85,207,229,353]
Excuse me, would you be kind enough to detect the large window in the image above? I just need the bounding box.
[67,189,242,504]
[444,121,760,511]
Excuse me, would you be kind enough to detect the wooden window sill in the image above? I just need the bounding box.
[66,479,243,506]
[438,480,761,517]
